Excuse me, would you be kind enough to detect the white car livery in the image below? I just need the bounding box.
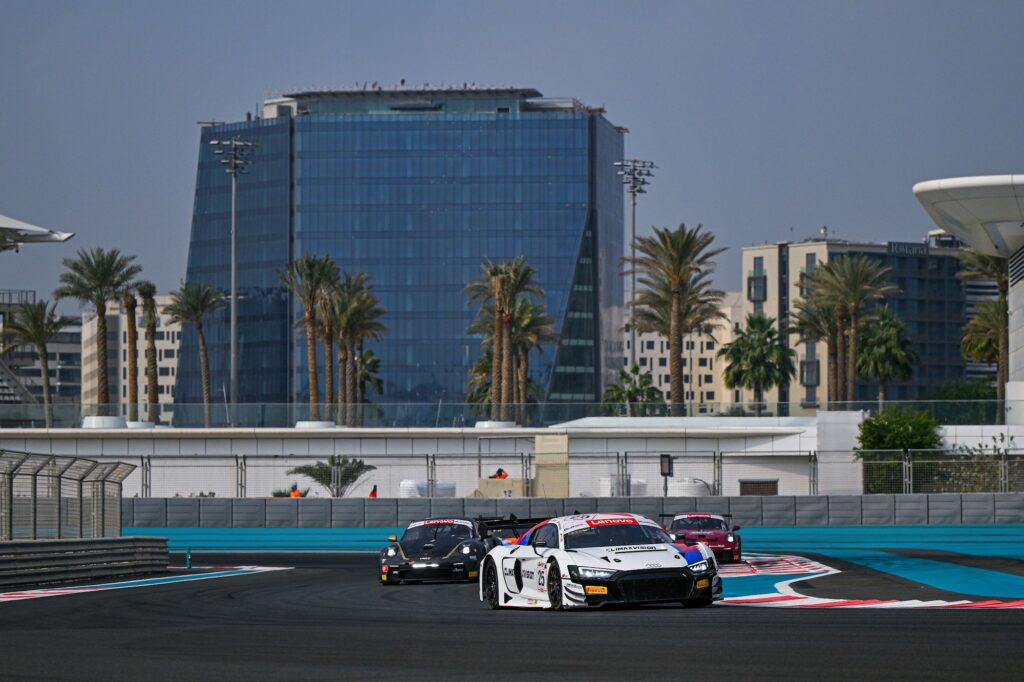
[479,513,722,609]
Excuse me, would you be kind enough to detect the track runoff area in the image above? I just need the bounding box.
[1,527,1022,680]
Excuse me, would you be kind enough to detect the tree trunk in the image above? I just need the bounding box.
[146,315,158,423]
[878,381,886,409]
[305,310,319,421]
[754,386,763,417]
[345,341,356,426]
[336,343,348,424]
[37,343,52,428]
[490,278,504,421]
[518,350,529,426]
[827,337,838,405]
[847,309,858,404]
[125,297,138,422]
[834,307,846,407]
[500,318,514,422]
[95,301,109,413]
[323,327,334,420]
[356,339,366,427]
[197,321,212,428]
[669,288,683,417]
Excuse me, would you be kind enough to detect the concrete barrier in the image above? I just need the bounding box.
[0,537,169,587]
[120,494,1024,528]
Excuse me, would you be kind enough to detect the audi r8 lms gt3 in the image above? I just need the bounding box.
[479,513,722,610]
[665,513,742,563]
[379,516,547,585]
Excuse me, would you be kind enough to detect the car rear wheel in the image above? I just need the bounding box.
[547,564,564,610]
[483,561,500,609]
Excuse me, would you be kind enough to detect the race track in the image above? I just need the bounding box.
[1,553,1022,681]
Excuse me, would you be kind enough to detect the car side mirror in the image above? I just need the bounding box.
[732,525,741,531]
[387,535,397,542]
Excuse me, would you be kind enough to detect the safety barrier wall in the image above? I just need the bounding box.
[0,536,169,587]
[122,493,1024,529]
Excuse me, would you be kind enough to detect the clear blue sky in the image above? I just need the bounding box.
[2,0,1022,306]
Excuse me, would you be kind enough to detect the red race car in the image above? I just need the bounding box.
[665,513,742,564]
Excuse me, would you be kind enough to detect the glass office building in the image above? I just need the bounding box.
[177,87,624,407]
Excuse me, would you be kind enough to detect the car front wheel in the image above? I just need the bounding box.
[547,564,564,610]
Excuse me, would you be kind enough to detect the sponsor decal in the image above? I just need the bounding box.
[609,545,661,553]
[503,567,516,577]
[380,574,387,582]
[523,570,536,581]
[381,565,389,573]
[645,563,663,568]
[407,518,473,528]
[676,513,715,519]
[468,571,478,578]
[696,578,710,589]
[585,585,608,595]
[586,517,638,527]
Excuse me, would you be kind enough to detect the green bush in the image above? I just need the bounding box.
[857,405,941,452]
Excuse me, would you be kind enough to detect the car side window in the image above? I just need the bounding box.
[533,524,559,549]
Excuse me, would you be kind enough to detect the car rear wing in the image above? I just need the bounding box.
[658,513,733,519]
[476,515,550,537]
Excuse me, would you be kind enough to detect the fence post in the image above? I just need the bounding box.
[1000,450,1009,494]
[713,451,722,496]
[235,455,247,498]
[809,451,818,495]
[5,473,12,541]
[425,454,437,498]
[902,449,913,495]
[141,455,152,498]
[30,470,37,540]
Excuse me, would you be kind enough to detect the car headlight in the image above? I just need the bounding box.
[386,547,396,557]
[568,565,618,581]
[461,545,471,555]
[688,560,710,573]
[726,534,734,543]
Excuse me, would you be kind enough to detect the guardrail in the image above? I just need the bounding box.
[121,493,1024,529]
[0,537,169,587]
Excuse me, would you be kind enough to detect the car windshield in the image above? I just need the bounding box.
[671,517,729,531]
[401,522,473,544]
[564,523,673,549]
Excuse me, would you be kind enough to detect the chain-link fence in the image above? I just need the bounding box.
[819,449,1024,495]
[0,450,134,540]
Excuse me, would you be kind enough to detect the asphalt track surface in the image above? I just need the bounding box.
[2,554,1023,681]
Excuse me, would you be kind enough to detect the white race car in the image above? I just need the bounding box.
[478,512,722,609]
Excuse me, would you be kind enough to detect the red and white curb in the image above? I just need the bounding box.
[720,556,1024,609]
[0,566,291,604]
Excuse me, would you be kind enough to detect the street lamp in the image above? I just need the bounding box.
[614,159,656,367]
[210,135,257,411]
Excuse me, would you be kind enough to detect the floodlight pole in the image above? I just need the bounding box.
[615,159,656,368]
[210,135,257,415]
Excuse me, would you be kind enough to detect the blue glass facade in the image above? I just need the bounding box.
[177,89,624,405]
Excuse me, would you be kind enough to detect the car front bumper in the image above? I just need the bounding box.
[380,559,480,583]
[565,568,721,607]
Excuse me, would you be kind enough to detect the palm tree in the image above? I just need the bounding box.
[962,299,1005,387]
[136,281,159,423]
[355,347,384,426]
[790,297,838,402]
[856,306,918,406]
[0,301,73,427]
[122,289,139,422]
[315,266,341,417]
[280,255,339,421]
[333,272,386,425]
[623,224,725,416]
[603,363,665,416]
[957,250,1008,405]
[718,313,796,416]
[55,247,141,411]
[286,456,376,497]
[164,282,225,427]
[805,255,896,404]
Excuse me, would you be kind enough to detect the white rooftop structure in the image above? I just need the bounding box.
[913,175,1024,257]
[0,213,75,252]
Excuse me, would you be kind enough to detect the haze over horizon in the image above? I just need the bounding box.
[3,0,1023,310]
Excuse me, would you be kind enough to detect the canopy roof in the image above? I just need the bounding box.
[0,213,75,252]
[913,175,1024,257]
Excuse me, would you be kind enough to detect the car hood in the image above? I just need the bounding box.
[569,543,707,571]
[677,530,731,543]
[397,537,470,558]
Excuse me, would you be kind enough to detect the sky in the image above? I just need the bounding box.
[2,0,1023,310]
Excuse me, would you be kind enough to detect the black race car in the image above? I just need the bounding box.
[379,516,546,585]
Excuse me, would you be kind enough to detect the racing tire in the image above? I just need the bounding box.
[547,564,564,611]
[682,598,714,608]
[482,561,501,610]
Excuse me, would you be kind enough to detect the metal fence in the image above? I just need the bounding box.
[819,449,1024,495]
[0,450,135,540]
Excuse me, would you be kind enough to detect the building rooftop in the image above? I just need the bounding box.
[281,85,543,100]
